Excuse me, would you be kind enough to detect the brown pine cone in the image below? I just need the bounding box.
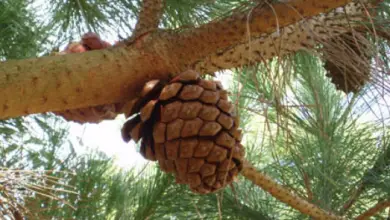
[53,33,119,124]
[121,70,245,194]
[324,32,371,93]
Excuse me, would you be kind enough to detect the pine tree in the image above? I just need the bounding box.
[1,0,390,219]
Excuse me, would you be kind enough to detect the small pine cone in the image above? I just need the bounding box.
[121,70,245,194]
[324,32,371,93]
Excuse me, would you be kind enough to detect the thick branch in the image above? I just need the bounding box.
[167,0,354,69]
[133,0,165,37]
[194,1,368,73]
[0,0,355,119]
[241,161,343,220]
[0,41,172,119]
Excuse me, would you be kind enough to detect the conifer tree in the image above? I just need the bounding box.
[1,0,390,219]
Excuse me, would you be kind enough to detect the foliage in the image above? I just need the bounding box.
[226,51,390,219]
[0,0,46,60]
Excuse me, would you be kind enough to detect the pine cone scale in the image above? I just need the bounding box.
[121,70,245,194]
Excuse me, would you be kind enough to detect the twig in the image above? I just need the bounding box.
[191,200,204,220]
[132,0,165,38]
[241,160,343,220]
[302,171,313,202]
[216,193,223,220]
[339,184,365,215]
[355,200,390,220]
[339,144,390,214]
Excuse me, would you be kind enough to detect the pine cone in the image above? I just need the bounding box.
[324,32,371,93]
[121,70,245,194]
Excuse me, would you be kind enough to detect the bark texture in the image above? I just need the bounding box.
[168,0,355,69]
[0,40,171,119]
[194,1,367,73]
[241,161,343,220]
[0,0,358,119]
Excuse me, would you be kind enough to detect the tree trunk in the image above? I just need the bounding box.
[0,0,359,120]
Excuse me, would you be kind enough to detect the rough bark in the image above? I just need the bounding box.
[0,41,171,119]
[167,0,356,70]
[0,0,357,120]
[241,161,343,220]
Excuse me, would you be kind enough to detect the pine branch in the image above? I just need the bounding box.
[0,169,75,219]
[355,200,390,220]
[241,160,343,220]
[132,0,165,38]
[303,171,313,202]
[339,184,365,215]
[0,0,360,119]
[194,1,370,73]
[167,0,357,69]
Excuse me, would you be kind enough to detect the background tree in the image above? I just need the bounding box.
[1,0,390,219]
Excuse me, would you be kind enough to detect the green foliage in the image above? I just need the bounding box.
[0,0,45,60]
[161,0,252,28]
[149,183,275,220]
[46,0,134,36]
[34,0,261,46]
[226,52,390,219]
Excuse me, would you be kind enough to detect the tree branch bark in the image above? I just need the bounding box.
[0,42,172,119]
[167,0,355,69]
[241,161,343,220]
[0,0,356,120]
[132,0,165,37]
[194,1,368,73]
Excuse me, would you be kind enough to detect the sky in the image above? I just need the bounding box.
[67,115,148,169]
